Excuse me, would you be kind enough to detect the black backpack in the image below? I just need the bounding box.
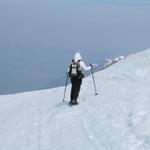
[69,60,83,78]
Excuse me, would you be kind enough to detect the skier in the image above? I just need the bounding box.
[68,52,93,105]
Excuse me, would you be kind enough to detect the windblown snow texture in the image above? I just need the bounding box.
[0,49,150,150]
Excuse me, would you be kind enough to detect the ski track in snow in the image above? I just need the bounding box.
[0,101,41,150]
[81,112,108,150]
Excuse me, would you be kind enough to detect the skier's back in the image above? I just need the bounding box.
[68,52,92,105]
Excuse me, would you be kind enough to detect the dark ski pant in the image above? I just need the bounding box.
[70,77,82,103]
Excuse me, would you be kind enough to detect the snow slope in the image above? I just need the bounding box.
[0,49,150,150]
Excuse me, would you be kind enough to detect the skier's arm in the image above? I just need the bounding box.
[79,60,91,71]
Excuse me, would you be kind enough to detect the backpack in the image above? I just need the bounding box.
[69,60,83,78]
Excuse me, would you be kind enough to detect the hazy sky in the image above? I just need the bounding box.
[0,0,150,51]
[0,0,150,94]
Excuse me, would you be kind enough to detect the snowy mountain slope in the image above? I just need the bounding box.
[0,49,150,150]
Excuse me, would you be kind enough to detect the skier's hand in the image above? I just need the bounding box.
[90,64,93,68]
[90,64,98,68]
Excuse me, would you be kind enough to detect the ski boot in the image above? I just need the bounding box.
[73,99,78,105]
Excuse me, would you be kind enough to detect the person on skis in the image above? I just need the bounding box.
[68,52,93,105]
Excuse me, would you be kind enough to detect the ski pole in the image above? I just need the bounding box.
[90,66,98,95]
[62,73,69,102]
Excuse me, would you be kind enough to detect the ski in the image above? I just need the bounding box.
[55,101,79,107]
[69,102,79,106]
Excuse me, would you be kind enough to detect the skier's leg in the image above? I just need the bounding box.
[74,78,82,104]
[70,78,76,104]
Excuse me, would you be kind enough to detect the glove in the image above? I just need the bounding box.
[90,64,93,68]
[90,64,98,68]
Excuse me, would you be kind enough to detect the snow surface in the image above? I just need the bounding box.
[0,49,150,150]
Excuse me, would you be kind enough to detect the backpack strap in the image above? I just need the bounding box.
[69,63,72,78]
